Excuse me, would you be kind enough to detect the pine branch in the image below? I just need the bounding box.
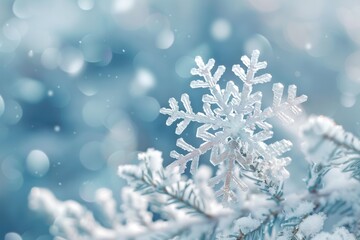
[302,116,360,181]
[125,169,213,218]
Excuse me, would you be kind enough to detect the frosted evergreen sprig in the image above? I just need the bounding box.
[302,115,360,181]
[299,116,360,238]
[277,201,326,239]
[118,148,223,218]
[29,149,231,240]
[161,50,307,203]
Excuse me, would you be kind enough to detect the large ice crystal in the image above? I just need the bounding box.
[161,50,307,202]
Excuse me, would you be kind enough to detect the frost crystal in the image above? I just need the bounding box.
[161,50,307,202]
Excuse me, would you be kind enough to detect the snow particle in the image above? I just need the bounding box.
[156,29,175,49]
[130,68,156,96]
[26,150,50,177]
[58,47,84,75]
[28,50,33,57]
[54,125,61,132]
[210,19,232,41]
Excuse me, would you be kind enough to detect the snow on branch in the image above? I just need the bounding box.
[301,115,360,181]
[29,149,232,240]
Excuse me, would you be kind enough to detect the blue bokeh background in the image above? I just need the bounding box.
[1,0,360,239]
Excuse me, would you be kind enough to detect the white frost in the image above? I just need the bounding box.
[299,213,326,237]
[313,227,356,240]
[235,216,261,234]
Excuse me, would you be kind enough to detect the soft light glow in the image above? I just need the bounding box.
[26,150,50,177]
[210,19,231,41]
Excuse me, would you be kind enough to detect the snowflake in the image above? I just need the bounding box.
[160,50,307,202]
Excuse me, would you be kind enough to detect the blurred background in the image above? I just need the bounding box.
[0,0,360,239]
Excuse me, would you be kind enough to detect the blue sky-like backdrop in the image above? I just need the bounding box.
[1,0,360,239]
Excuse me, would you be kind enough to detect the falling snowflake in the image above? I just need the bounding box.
[160,50,307,202]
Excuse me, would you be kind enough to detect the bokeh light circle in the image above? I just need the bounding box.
[26,150,50,177]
